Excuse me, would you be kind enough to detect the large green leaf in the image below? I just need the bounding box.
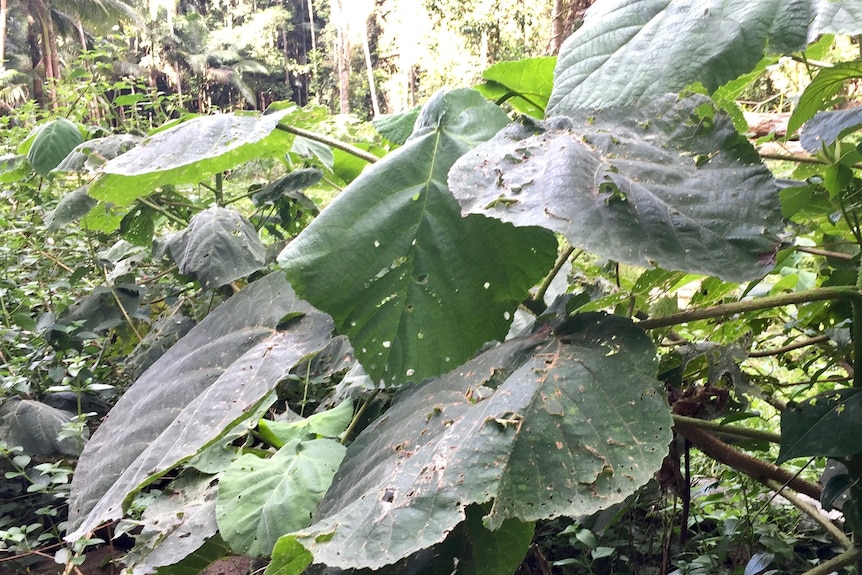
[449,95,782,283]
[547,0,862,114]
[88,109,295,206]
[475,57,556,119]
[65,273,334,542]
[27,118,84,176]
[216,438,346,556]
[167,207,266,289]
[777,388,862,463]
[274,313,670,570]
[279,89,558,385]
[800,108,862,152]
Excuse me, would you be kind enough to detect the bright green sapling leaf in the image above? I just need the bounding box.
[266,537,313,575]
[65,273,334,542]
[88,109,296,206]
[122,472,221,575]
[778,388,862,463]
[274,313,670,570]
[450,95,782,283]
[787,61,862,138]
[279,89,558,385]
[167,207,266,289]
[475,57,556,119]
[547,0,862,114]
[216,438,346,556]
[27,118,84,176]
[257,399,353,448]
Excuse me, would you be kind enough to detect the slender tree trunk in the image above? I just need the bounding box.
[335,27,350,113]
[307,0,316,53]
[28,0,58,109]
[0,0,7,69]
[548,0,566,55]
[361,18,379,117]
[26,12,44,105]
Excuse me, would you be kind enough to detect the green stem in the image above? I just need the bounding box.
[527,244,577,314]
[341,388,381,445]
[137,197,188,227]
[671,414,781,444]
[215,172,224,206]
[637,286,862,330]
[276,124,380,164]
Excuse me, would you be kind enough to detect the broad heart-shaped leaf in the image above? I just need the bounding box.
[547,0,862,114]
[216,438,346,556]
[279,89,558,385]
[88,109,295,206]
[475,57,556,119]
[65,273,334,542]
[449,95,782,283]
[777,388,862,464]
[373,107,421,146]
[800,107,862,153]
[122,472,220,575]
[28,118,84,176]
[46,185,97,229]
[277,313,671,570]
[167,207,266,289]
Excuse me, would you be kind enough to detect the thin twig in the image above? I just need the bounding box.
[748,334,830,358]
[341,388,381,445]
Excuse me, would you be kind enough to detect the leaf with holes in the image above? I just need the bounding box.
[272,313,670,570]
[279,89,557,385]
[167,207,266,289]
[65,273,334,542]
[449,95,782,283]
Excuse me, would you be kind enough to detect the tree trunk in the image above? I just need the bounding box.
[361,17,379,117]
[336,25,350,114]
[27,0,59,109]
[548,0,593,55]
[0,0,7,70]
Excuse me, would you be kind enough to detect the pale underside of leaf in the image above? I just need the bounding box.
[65,273,333,542]
[547,0,862,114]
[449,95,782,283]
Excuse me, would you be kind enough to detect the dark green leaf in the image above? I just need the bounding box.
[800,107,862,152]
[65,273,334,541]
[373,107,421,145]
[788,61,862,137]
[778,388,862,463]
[821,473,853,512]
[450,95,782,282]
[89,109,295,206]
[283,313,670,569]
[280,89,557,384]
[28,118,84,176]
[475,57,556,119]
[251,169,323,206]
[0,397,88,456]
[547,0,862,114]
[216,438,345,556]
[167,207,266,289]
